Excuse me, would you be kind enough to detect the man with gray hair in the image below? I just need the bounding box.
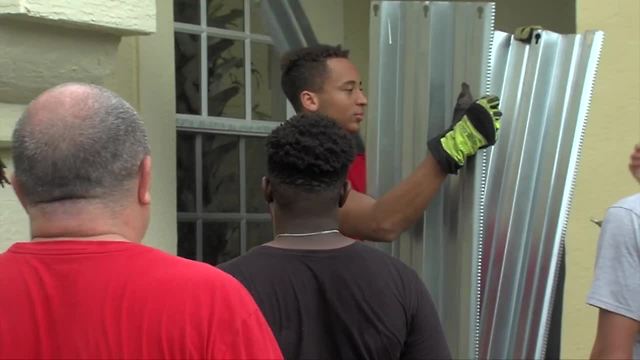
[0,83,282,359]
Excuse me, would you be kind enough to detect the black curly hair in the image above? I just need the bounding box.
[266,112,355,196]
[280,44,350,112]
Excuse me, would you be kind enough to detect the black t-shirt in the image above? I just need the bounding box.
[219,242,451,360]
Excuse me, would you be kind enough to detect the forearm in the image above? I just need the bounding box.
[590,343,633,359]
[340,155,446,242]
[373,156,446,238]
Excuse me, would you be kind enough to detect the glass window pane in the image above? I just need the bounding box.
[175,33,202,115]
[251,42,286,121]
[203,221,240,265]
[207,37,245,118]
[245,136,268,213]
[202,134,240,212]
[250,1,268,35]
[177,132,197,212]
[177,221,197,260]
[207,0,244,30]
[174,0,200,25]
[247,221,273,250]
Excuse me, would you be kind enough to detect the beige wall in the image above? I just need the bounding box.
[492,0,575,33]
[137,0,177,253]
[301,0,344,45]
[104,37,139,108]
[563,0,640,357]
[446,0,577,33]
[0,0,155,34]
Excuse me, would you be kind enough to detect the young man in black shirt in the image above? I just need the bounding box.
[220,113,451,359]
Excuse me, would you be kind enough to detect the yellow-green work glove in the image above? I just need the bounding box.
[428,94,502,174]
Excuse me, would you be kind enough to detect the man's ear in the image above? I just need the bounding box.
[262,176,274,203]
[138,155,152,205]
[300,90,320,112]
[10,175,28,211]
[338,181,351,208]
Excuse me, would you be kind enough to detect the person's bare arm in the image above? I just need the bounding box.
[339,93,502,242]
[339,155,446,242]
[590,309,640,359]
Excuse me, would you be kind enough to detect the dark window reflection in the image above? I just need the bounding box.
[174,0,200,25]
[175,33,202,115]
[177,132,196,212]
[203,221,240,265]
[251,42,287,121]
[178,221,197,260]
[202,134,240,212]
[207,37,245,118]
[247,221,273,250]
[246,137,268,213]
[207,0,244,30]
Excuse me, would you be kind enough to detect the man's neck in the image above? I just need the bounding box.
[265,233,355,250]
[268,215,354,250]
[273,215,339,236]
[27,202,138,243]
[31,234,131,242]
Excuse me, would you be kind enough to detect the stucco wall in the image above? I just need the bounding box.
[0,0,155,34]
[448,0,575,33]
[300,0,344,45]
[563,0,640,357]
[136,0,177,253]
[0,19,120,105]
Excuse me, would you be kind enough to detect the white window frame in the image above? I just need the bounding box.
[174,0,291,261]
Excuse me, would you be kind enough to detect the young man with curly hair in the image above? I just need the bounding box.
[279,44,501,242]
[220,113,451,359]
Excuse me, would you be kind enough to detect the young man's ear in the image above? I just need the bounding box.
[300,91,320,112]
[338,181,351,208]
[262,176,274,203]
[138,155,152,205]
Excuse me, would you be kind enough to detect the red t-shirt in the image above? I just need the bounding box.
[0,240,283,359]
[348,153,367,193]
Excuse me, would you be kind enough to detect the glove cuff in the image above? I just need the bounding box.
[428,135,461,175]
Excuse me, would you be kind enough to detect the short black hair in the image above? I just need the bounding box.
[280,44,350,112]
[266,112,355,193]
